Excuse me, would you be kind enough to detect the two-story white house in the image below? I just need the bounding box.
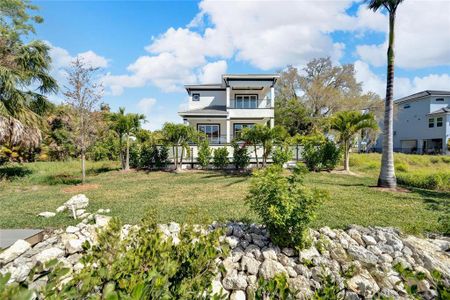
[178,74,279,144]
[392,90,450,154]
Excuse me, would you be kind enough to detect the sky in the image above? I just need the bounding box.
[31,0,450,130]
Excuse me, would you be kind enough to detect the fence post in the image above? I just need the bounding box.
[296,144,299,161]
[190,147,194,169]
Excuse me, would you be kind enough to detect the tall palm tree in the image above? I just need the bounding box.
[109,107,145,170]
[330,111,378,172]
[367,0,404,188]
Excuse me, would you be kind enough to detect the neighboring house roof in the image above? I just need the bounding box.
[178,105,228,117]
[428,107,450,116]
[395,90,450,104]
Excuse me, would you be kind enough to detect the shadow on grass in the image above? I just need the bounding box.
[412,188,450,213]
[43,174,82,185]
[86,165,121,176]
[0,166,33,181]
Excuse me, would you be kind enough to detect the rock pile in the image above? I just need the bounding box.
[1,219,449,299]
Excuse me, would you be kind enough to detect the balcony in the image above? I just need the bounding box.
[228,98,271,109]
[227,98,273,119]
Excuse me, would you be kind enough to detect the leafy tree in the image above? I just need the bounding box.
[275,98,312,136]
[301,135,341,172]
[232,141,250,170]
[109,107,145,170]
[45,105,76,161]
[212,147,229,170]
[161,123,196,171]
[64,58,103,183]
[197,139,211,168]
[0,0,57,150]
[367,0,405,188]
[330,111,378,172]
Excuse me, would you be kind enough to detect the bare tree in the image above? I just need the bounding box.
[64,58,103,184]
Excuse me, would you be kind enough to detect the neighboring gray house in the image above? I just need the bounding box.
[389,90,450,154]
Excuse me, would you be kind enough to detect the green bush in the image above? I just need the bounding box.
[197,139,212,168]
[0,216,230,299]
[213,147,229,170]
[397,172,450,191]
[129,143,141,169]
[246,164,325,248]
[272,146,292,166]
[232,141,250,170]
[302,137,341,172]
[130,143,169,170]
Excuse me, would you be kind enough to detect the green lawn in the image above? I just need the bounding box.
[0,154,448,235]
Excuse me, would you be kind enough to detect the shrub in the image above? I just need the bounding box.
[0,216,230,298]
[129,143,141,168]
[302,137,341,172]
[232,141,250,170]
[397,172,450,191]
[156,145,170,169]
[213,147,229,169]
[272,146,292,166]
[197,139,212,168]
[246,164,325,248]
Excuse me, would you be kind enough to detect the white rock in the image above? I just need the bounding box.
[0,239,31,264]
[241,256,260,275]
[362,235,377,246]
[230,290,246,300]
[262,248,278,261]
[38,211,56,218]
[320,226,337,239]
[299,246,320,262]
[105,209,111,213]
[97,209,105,213]
[347,269,380,298]
[66,226,80,234]
[35,247,64,264]
[75,209,85,217]
[56,206,66,213]
[168,222,180,233]
[258,259,287,280]
[212,279,229,297]
[347,245,378,266]
[8,264,31,283]
[222,270,248,290]
[225,236,239,249]
[95,214,111,227]
[282,247,296,257]
[65,239,84,254]
[64,194,89,209]
[73,262,84,272]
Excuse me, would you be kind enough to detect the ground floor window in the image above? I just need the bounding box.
[233,123,254,139]
[197,124,220,143]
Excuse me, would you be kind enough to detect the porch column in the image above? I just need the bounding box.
[270,86,275,108]
[270,118,275,128]
[226,86,231,108]
[226,118,231,143]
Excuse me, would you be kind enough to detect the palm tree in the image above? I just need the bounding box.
[109,107,145,170]
[367,0,404,188]
[331,111,378,172]
[161,123,196,171]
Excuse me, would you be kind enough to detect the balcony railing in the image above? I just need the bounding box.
[229,98,272,109]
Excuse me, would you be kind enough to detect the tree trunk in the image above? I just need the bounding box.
[81,151,86,184]
[179,146,184,171]
[125,134,130,170]
[175,145,179,170]
[344,141,350,172]
[119,136,125,170]
[378,12,397,188]
[253,145,259,168]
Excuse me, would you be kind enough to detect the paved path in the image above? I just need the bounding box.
[0,229,43,249]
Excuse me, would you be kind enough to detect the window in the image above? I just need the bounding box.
[235,95,258,108]
[436,98,444,102]
[429,118,434,128]
[437,117,443,127]
[192,93,200,101]
[233,123,254,139]
[403,104,411,109]
[197,124,220,143]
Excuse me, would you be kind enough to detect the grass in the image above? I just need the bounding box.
[0,154,448,235]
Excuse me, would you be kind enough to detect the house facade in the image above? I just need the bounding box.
[178,74,279,144]
[391,90,450,154]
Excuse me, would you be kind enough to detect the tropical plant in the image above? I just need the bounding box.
[109,107,145,170]
[367,0,405,188]
[64,58,103,183]
[302,135,341,172]
[272,146,292,167]
[213,147,229,170]
[232,141,250,170]
[246,164,325,248]
[330,111,378,172]
[161,123,196,171]
[197,139,211,168]
[0,0,57,151]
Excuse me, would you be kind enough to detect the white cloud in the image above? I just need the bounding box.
[77,50,109,68]
[198,60,227,84]
[48,43,109,70]
[137,97,157,115]
[356,0,450,69]
[355,60,450,98]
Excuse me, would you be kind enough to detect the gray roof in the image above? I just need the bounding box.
[428,106,450,115]
[178,105,228,117]
[395,90,450,104]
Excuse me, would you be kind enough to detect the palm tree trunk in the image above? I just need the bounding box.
[175,145,178,170]
[125,134,130,170]
[81,151,86,184]
[378,12,397,188]
[253,145,259,168]
[344,141,350,172]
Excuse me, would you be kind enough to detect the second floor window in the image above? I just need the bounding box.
[192,93,200,101]
[235,95,258,108]
[429,118,434,128]
[437,117,443,127]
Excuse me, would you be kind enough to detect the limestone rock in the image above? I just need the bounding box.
[38,211,55,218]
[95,214,111,227]
[347,245,378,266]
[35,247,64,264]
[64,194,89,209]
[241,256,260,275]
[65,239,84,254]
[222,270,248,290]
[347,269,380,298]
[0,239,31,265]
[259,259,287,280]
[230,290,246,300]
[56,206,66,213]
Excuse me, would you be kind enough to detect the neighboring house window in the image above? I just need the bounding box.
[436,117,443,127]
[436,98,444,102]
[197,124,220,143]
[428,118,434,128]
[192,93,200,101]
[233,123,254,139]
[235,95,258,108]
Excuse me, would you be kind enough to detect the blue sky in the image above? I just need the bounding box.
[32,0,450,130]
